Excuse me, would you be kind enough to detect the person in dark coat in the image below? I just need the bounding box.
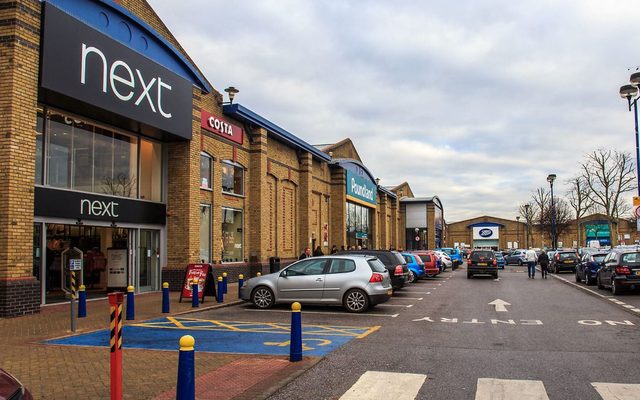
[330,245,338,254]
[299,247,311,260]
[538,250,550,279]
[313,246,324,257]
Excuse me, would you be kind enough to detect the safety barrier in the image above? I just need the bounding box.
[238,274,244,298]
[191,279,199,308]
[217,277,223,303]
[126,286,135,321]
[162,282,170,313]
[78,284,87,318]
[290,302,302,362]
[176,335,195,400]
[109,292,124,400]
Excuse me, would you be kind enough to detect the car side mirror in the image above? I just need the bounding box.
[280,270,288,278]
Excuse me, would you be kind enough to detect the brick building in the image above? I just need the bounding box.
[0,0,428,316]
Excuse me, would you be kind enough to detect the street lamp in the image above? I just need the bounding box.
[619,76,640,197]
[524,204,530,248]
[547,174,557,249]
[516,216,520,248]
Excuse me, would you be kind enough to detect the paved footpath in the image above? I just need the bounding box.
[0,284,318,399]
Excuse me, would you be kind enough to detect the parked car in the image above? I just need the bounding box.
[549,250,580,273]
[493,251,506,269]
[437,247,463,268]
[434,250,453,270]
[239,255,392,312]
[409,251,440,277]
[575,251,609,285]
[597,249,640,295]
[467,250,498,279]
[0,369,32,400]
[337,249,409,290]
[402,253,426,283]
[505,250,527,265]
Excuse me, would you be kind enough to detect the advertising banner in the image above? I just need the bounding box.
[346,169,376,207]
[180,264,212,302]
[201,110,243,145]
[473,226,499,240]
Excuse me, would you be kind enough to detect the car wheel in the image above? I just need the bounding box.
[467,272,472,279]
[575,270,581,283]
[518,260,523,266]
[344,289,369,313]
[612,279,623,296]
[597,275,604,290]
[408,270,416,283]
[251,286,275,309]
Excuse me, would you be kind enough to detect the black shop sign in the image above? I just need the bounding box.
[35,187,166,225]
[40,4,193,140]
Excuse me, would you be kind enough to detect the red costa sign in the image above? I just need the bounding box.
[201,110,243,145]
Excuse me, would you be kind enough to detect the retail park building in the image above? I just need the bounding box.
[0,0,444,317]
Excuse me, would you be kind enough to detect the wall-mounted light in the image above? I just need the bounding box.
[224,86,239,104]
[375,178,380,186]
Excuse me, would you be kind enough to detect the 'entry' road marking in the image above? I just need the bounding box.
[340,371,426,400]
[591,382,640,400]
[475,378,549,400]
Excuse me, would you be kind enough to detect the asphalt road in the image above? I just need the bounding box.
[252,265,640,399]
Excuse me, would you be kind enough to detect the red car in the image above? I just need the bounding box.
[0,369,32,400]
[409,251,440,277]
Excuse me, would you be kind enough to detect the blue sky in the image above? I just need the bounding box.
[148,0,640,221]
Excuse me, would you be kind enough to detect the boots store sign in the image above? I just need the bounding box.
[40,5,192,140]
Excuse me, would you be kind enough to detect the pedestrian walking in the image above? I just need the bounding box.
[525,248,537,279]
[313,246,324,257]
[538,250,549,279]
[299,247,311,260]
[330,245,338,254]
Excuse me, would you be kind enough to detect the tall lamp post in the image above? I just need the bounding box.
[618,77,640,198]
[516,216,520,248]
[547,174,557,249]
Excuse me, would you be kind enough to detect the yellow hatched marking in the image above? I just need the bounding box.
[167,317,185,328]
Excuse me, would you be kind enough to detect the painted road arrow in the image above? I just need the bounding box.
[488,299,511,312]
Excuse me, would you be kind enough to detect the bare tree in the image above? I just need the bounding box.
[532,187,550,227]
[566,176,593,248]
[518,201,536,248]
[580,149,636,245]
[539,197,572,246]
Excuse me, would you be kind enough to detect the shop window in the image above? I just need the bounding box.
[35,113,44,185]
[221,160,244,195]
[222,208,243,262]
[140,139,162,201]
[200,204,211,262]
[46,113,72,189]
[200,153,212,189]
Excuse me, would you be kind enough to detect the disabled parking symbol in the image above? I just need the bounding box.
[264,338,332,351]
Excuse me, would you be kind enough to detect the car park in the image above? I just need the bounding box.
[239,255,393,313]
[597,249,640,295]
[575,251,609,285]
[493,251,506,269]
[434,250,453,270]
[337,249,409,290]
[409,251,440,277]
[505,250,527,265]
[437,247,463,268]
[467,250,498,279]
[402,253,426,282]
[549,250,580,273]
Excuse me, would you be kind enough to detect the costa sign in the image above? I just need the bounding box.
[40,4,193,140]
[201,110,243,145]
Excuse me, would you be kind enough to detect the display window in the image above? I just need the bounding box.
[200,204,211,262]
[221,160,244,195]
[222,208,243,262]
[346,202,373,248]
[200,153,212,190]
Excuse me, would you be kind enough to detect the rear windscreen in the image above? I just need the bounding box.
[559,252,578,260]
[393,252,407,265]
[471,251,494,260]
[367,258,387,273]
[419,255,431,262]
[621,252,640,264]
[593,255,607,263]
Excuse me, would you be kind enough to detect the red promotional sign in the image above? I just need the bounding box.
[180,264,211,301]
[201,110,243,145]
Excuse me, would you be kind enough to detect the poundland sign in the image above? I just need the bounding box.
[346,169,377,207]
[40,4,193,140]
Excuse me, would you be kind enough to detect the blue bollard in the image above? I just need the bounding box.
[126,285,135,320]
[222,272,228,294]
[217,277,223,303]
[290,302,302,362]
[162,282,170,313]
[78,284,87,318]
[238,274,244,298]
[176,335,195,400]
[191,279,199,308]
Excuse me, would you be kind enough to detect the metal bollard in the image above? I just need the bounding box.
[126,285,135,320]
[256,272,262,277]
[78,284,87,318]
[109,292,124,400]
[222,272,228,294]
[238,274,244,298]
[191,279,199,308]
[290,302,302,362]
[176,335,195,400]
[217,277,223,303]
[162,282,170,313]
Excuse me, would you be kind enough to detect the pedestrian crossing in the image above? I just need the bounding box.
[338,372,640,399]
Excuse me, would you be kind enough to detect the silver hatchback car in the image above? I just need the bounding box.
[240,255,393,313]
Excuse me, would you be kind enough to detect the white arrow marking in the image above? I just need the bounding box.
[488,299,511,312]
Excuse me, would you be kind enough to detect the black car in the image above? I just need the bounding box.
[575,252,608,285]
[597,249,640,295]
[467,250,498,279]
[549,250,579,273]
[337,250,409,290]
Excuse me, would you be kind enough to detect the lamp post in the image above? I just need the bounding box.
[547,174,557,249]
[524,204,530,248]
[516,216,520,249]
[619,77,640,197]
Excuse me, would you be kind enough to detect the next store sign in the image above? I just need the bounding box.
[346,169,376,207]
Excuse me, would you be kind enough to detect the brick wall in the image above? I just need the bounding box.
[0,277,40,317]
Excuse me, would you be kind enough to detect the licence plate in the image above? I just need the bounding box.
[564,260,573,264]
[478,263,487,266]
[387,289,393,296]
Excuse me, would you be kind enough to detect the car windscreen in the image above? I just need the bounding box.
[593,254,607,263]
[494,253,504,259]
[471,251,494,260]
[621,252,640,264]
[367,258,387,273]
[418,255,431,262]
[392,252,407,265]
[442,249,454,255]
[558,252,578,260]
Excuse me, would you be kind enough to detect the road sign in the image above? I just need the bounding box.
[634,196,640,206]
[69,259,82,271]
[635,206,640,219]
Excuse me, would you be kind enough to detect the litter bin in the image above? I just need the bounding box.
[269,257,281,274]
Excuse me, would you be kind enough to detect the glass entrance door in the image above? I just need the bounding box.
[138,229,160,292]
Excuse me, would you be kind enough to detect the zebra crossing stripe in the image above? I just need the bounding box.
[339,371,426,400]
[475,378,549,400]
[591,382,640,399]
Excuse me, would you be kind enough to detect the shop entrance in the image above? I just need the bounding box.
[138,229,160,292]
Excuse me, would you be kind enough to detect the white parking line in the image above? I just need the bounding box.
[475,378,549,400]
[340,371,426,400]
[633,309,640,312]
[393,297,423,300]
[401,292,433,294]
[377,304,413,308]
[591,382,640,400]
[623,305,635,309]
[244,309,399,317]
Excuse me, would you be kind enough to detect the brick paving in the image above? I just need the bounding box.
[0,284,319,399]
